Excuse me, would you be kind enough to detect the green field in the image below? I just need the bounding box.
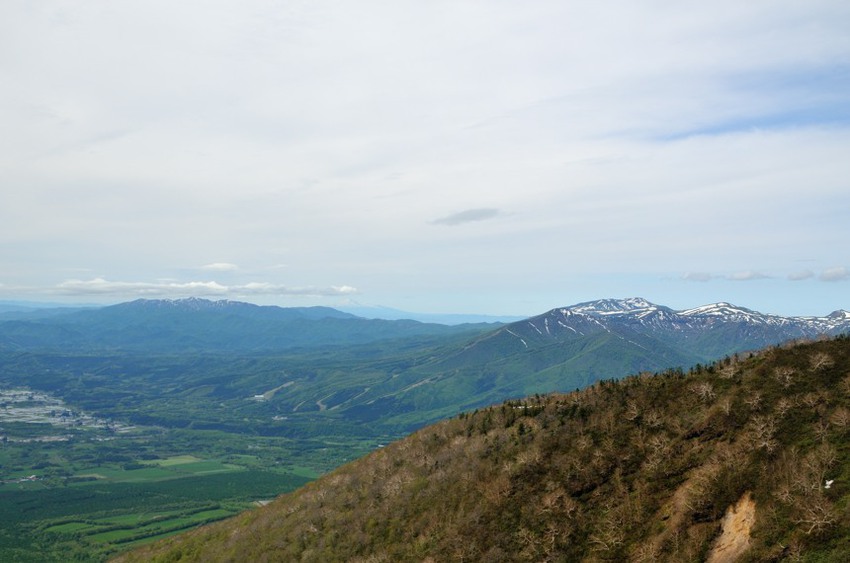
[76,466,179,482]
[46,522,103,534]
[72,460,243,483]
[0,444,313,563]
[0,430,319,562]
[0,405,384,562]
[143,455,202,466]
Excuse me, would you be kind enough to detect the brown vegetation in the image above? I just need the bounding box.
[115,336,850,562]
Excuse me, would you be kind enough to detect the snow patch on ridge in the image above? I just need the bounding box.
[549,298,850,336]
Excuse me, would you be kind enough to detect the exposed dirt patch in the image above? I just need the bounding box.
[706,491,756,563]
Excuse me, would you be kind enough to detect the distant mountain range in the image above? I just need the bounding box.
[484,297,850,361]
[0,297,493,354]
[335,304,525,325]
[2,296,847,354]
[385,297,850,426]
[1,296,847,433]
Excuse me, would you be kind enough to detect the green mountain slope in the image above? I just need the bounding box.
[3,297,844,449]
[0,298,495,353]
[117,336,850,562]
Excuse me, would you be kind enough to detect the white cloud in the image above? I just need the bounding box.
[682,272,714,282]
[236,282,357,296]
[820,267,850,282]
[684,269,846,284]
[727,271,770,281]
[788,270,815,281]
[200,263,239,272]
[57,278,228,296]
[52,278,356,298]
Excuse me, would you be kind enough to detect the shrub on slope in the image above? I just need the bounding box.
[116,337,850,562]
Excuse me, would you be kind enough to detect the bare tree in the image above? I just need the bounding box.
[774,482,794,505]
[631,543,662,563]
[624,400,641,422]
[809,352,835,372]
[589,508,625,554]
[774,397,794,418]
[813,419,831,442]
[691,382,716,403]
[801,392,823,410]
[718,364,737,380]
[794,494,836,534]
[644,409,663,429]
[774,366,796,389]
[744,391,763,411]
[805,443,837,488]
[540,487,578,518]
[749,415,778,452]
[830,407,850,432]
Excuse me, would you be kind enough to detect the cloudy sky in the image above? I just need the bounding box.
[2,1,849,317]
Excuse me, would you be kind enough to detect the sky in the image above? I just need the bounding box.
[2,1,849,318]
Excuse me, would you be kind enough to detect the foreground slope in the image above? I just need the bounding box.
[117,336,850,562]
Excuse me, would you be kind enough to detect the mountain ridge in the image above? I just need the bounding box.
[484,297,850,362]
[106,297,359,319]
[0,298,492,354]
[0,298,850,433]
[115,336,850,562]
[1,295,848,333]
[2,296,849,435]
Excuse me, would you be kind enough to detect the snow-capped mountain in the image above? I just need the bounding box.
[567,297,660,315]
[3,296,848,375]
[824,309,850,328]
[481,298,850,363]
[549,297,849,334]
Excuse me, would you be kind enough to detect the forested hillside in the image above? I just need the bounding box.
[118,337,850,562]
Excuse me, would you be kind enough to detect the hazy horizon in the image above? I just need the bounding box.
[3,294,849,324]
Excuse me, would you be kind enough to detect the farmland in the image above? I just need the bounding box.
[0,340,430,561]
[1,466,311,561]
[0,388,319,562]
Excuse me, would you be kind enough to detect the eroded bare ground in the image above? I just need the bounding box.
[706,491,756,563]
[633,474,756,563]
